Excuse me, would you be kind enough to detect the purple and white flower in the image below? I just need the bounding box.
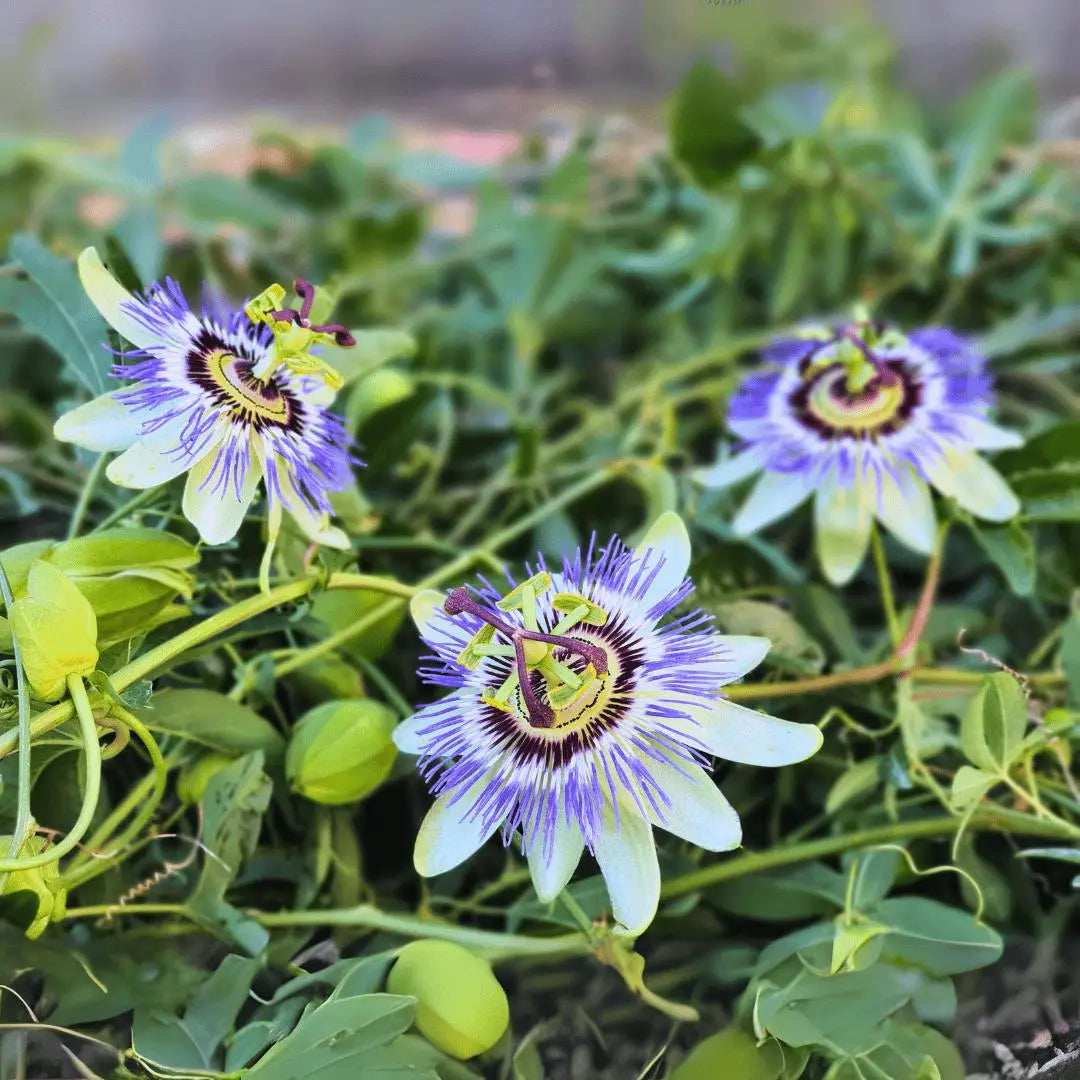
[698,322,1023,584]
[393,513,822,935]
[53,248,355,549]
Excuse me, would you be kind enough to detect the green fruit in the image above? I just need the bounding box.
[285,699,397,805]
[177,753,235,804]
[387,940,509,1059]
[0,836,67,939]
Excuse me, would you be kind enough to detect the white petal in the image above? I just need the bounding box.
[593,805,660,936]
[106,442,195,489]
[695,698,823,766]
[53,391,142,452]
[732,470,811,536]
[392,704,443,755]
[646,760,741,852]
[925,448,1019,522]
[815,480,872,585]
[958,416,1023,451]
[77,247,160,351]
[716,635,771,681]
[634,512,691,609]
[414,778,502,877]
[182,448,261,545]
[874,471,936,555]
[695,449,763,490]
[527,817,585,903]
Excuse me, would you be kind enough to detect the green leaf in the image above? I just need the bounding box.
[183,954,260,1061]
[131,1009,208,1071]
[949,765,996,810]
[139,689,285,761]
[1059,612,1080,709]
[247,993,416,1080]
[709,863,846,923]
[959,672,1028,772]
[188,752,273,955]
[969,520,1035,596]
[825,1020,964,1080]
[326,328,417,382]
[874,896,1003,975]
[670,62,760,187]
[174,175,282,230]
[712,599,824,676]
[669,1027,785,1080]
[825,758,882,815]
[844,850,900,911]
[4,235,110,395]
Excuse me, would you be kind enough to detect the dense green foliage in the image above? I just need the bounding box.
[2,18,1080,1079]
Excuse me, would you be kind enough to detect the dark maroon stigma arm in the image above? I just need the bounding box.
[444,587,518,638]
[309,323,356,347]
[519,630,609,675]
[293,279,315,321]
[513,637,555,728]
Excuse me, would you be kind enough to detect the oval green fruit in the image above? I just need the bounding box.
[285,698,397,805]
[387,939,509,1059]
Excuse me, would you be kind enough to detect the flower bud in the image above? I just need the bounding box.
[285,699,397,805]
[8,561,98,700]
[47,528,198,643]
[177,752,235,804]
[0,836,68,939]
[345,367,415,429]
[387,940,509,1059]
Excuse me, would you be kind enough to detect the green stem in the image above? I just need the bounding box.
[658,807,1076,900]
[61,901,589,963]
[870,522,900,649]
[61,705,170,889]
[273,467,616,677]
[0,561,32,889]
[66,453,108,540]
[94,486,162,531]
[0,578,313,760]
[0,676,102,871]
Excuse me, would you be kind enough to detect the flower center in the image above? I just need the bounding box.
[444,574,612,730]
[791,327,921,440]
[205,349,292,424]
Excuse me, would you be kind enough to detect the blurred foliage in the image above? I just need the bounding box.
[1,13,1080,1080]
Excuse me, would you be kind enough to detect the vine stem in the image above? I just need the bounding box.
[658,806,1078,900]
[60,902,590,963]
[61,805,1076,954]
[272,467,616,677]
[0,560,31,889]
[66,453,108,540]
[0,676,102,871]
[0,574,404,761]
[870,521,900,649]
[0,469,616,760]
[725,522,950,703]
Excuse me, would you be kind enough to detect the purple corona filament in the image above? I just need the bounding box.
[270,279,356,347]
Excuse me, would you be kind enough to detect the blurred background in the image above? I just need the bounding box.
[5,0,1080,134]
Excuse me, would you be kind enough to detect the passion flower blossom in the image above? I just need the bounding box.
[393,514,822,935]
[697,322,1022,585]
[53,249,357,549]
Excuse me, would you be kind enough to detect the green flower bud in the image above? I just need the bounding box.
[345,367,415,429]
[287,654,365,705]
[9,561,98,700]
[48,528,198,643]
[285,699,397,805]
[0,836,68,939]
[177,752,236,804]
[387,940,510,1060]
